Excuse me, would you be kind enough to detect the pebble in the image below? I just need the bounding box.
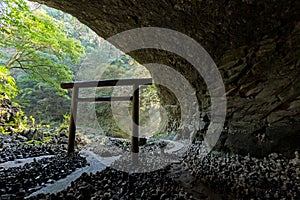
[0,134,66,164]
[0,129,87,199]
[182,141,300,199]
[0,152,87,198]
[1,132,299,199]
[28,166,195,200]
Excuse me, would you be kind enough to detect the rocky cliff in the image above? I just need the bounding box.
[0,97,20,132]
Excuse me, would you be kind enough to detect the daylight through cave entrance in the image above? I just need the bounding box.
[75,48,167,141]
[1,0,299,198]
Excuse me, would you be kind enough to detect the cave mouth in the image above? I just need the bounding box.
[0,1,299,199]
[29,0,300,158]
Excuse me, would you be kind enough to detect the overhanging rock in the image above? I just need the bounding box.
[31,0,300,157]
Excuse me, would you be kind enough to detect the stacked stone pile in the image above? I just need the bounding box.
[183,142,300,199]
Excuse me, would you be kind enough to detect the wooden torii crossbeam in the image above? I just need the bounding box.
[61,78,152,162]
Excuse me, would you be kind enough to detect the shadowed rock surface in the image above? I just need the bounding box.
[30,0,300,157]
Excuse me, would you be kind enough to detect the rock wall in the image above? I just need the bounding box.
[0,97,20,131]
[31,0,300,157]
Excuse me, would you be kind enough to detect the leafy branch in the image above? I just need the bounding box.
[0,0,85,91]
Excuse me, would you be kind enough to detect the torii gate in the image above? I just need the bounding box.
[61,78,152,162]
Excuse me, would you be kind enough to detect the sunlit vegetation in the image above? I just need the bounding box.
[0,0,161,139]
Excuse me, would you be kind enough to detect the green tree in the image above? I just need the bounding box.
[16,73,71,124]
[0,0,85,90]
[0,65,18,100]
[40,5,100,55]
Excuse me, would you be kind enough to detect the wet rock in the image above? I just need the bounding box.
[290,151,300,166]
[138,138,147,146]
[17,135,28,142]
[0,98,20,128]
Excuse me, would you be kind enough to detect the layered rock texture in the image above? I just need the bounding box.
[32,0,300,157]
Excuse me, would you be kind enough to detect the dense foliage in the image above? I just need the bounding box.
[0,0,86,125]
[0,66,18,100]
[0,66,29,133]
[0,0,84,90]
[0,0,161,139]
